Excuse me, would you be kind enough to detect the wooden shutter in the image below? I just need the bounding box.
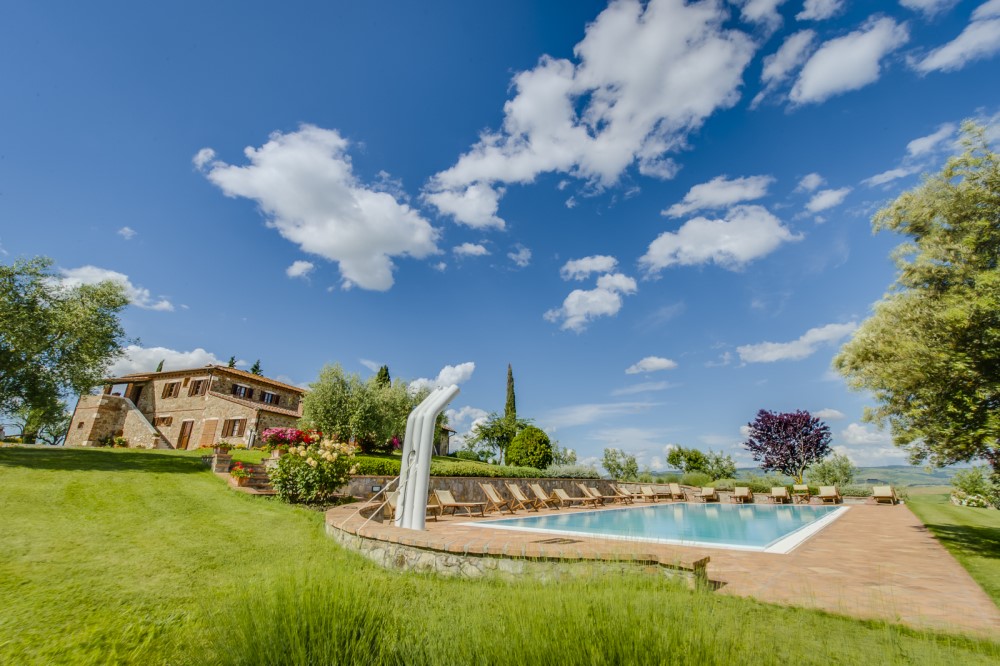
[246,389,254,400]
[197,419,219,447]
[231,384,238,396]
[274,395,280,406]
[235,419,246,437]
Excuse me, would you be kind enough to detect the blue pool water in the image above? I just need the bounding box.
[472,503,846,552]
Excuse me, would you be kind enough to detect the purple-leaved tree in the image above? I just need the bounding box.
[742,409,832,483]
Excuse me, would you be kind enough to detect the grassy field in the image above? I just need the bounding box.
[905,493,1000,605]
[1,446,998,665]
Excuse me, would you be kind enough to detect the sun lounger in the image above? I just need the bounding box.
[817,485,842,504]
[872,485,899,505]
[528,483,561,509]
[480,482,516,514]
[433,489,486,516]
[383,491,438,520]
[769,487,791,504]
[792,484,811,503]
[590,485,627,504]
[576,483,605,505]
[552,487,600,508]
[609,484,636,503]
[698,487,719,502]
[505,482,542,511]
[731,487,754,504]
[612,484,641,502]
[639,485,671,502]
[668,483,686,501]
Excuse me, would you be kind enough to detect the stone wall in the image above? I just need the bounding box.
[64,395,161,448]
[346,475,622,501]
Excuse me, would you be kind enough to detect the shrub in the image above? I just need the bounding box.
[840,484,873,498]
[658,473,681,484]
[950,466,998,507]
[807,453,858,487]
[454,450,485,462]
[544,464,601,479]
[428,461,543,478]
[680,471,712,488]
[741,474,789,494]
[269,440,358,504]
[951,491,994,508]
[709,478,738,491]
[353,457,401,476]
[506,426,553,469]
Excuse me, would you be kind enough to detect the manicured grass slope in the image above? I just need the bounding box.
[906,494,1000,606]
[1,447,997,665]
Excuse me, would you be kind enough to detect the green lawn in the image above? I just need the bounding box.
[1,446,998,665]
[906,493,1000,605]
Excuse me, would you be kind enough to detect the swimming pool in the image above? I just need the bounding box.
[466,503,848,554]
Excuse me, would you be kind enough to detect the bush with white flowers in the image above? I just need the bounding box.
[269,439,359,504]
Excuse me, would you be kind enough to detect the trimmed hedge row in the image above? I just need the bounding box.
[709,477,876,497]
[352,456,546,479]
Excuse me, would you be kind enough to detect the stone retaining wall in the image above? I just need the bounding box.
[346,475,623,501]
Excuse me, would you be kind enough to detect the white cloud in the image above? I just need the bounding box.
[640,205,802,274]
[432,262,447,272]
[107,345,223,376]
[625,356,678,374]
[862,166,919,187]
[542,401,660,430]
[197,125,439,291]
[737,321,857,363]
[805,187,851,212]
[796,172,825,192]
[425,0,756,227]
[738,0,790,32]
[117,226,136,240]
[611,381,675,396]
[409,362,476,391]
[907,123,957,156]
[59,266,173,311]
[815,408,847,420]
[286,260,315,279]
[790,17,909,105]
[453,242,490,257]
[797,0,844,21]
[899,0,958,17]
[913,7,1000,74]
[359,358,382,373]
[544,272,637,332]
[663,175,774,217]
[507,244,532,268]
[752,30,816,107]
[833,422,909,465]
[560,255,618,281]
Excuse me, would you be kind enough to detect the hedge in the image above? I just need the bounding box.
[352,456,544,479]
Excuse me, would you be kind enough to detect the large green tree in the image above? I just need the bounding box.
[465,411,530,465]
[835,124,1000,473]
[5,400,71,445]
[0,257,129,417]
[602,448,638,481]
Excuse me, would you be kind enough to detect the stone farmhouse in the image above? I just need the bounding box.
[65,365,305,450]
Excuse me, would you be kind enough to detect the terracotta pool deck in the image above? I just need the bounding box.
[326,500,1000,637]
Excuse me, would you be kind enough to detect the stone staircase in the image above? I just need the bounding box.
[211,454,277,495]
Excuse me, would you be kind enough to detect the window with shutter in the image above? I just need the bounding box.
[246,388,254,400]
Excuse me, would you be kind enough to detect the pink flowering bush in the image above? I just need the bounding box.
[269,439,358,504]
[260,427,321,453]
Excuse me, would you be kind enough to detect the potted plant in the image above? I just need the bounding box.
[212,441,234,455]
[230,461,252,486]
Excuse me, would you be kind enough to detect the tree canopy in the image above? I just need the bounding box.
[0,256,129,417]
[835,124,1000,473]
[506,425,553,469]
[666,445,736,480]
[602,448,638,481]
[465,411,530,465]
[742,409,832,483]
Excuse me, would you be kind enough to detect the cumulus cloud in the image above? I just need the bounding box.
[913,3,1000,74]
[117,226,137,240]
[59,266,173,311]
[663,175,774,217]
[796,172,825,192]
[445,405,491,450]
[453,242,490,257]
[409,362,476,391]
[737,321,857,362]
[560,255,619,280]
[545,272,637,332]
[797,0,844,21]
[542,400,660,430]
[625,356,678,374]
[737,0,790,32]
[805,187,851,212]
[752,30,816,107]
[424,0,756,227]
[833,422,908,465]
[640,205,802,274]
[107,345,224,376]
[507,244,532,268]
[900,0,959,17]
[862,166,920,187]
[286,260,315,279]
[815,408,847,420]
[907,123,957,156]
[790,17,909,104]
[197,125,439,291]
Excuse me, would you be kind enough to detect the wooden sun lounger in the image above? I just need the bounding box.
[552,487,600,508]
[792,484,811,504]
[433,489,486,517]
[528,483,561,509]
[480,482,516,514]
[579,483,620,505]
[731,487,754,504]
[668,483,686,501]
[505,482,542,511]
[817,486,842,504]
[698,487,719,502]
[640,485,671,502]
[381,491,438,521]
[769,487,791,504]
[611,484,640,503]
[872,485,899,505]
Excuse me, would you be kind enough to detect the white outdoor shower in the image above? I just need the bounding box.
[394,384,460,530]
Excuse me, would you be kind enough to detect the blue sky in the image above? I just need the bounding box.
[3,0,999,469]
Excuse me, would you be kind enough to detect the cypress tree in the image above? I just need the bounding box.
[504,363,516,421]
[375,365,391,387]
[155,359,164,373]
[250,360,262,375]
[227,356,236,368]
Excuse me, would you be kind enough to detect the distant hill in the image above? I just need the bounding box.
[652,464,962,488]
